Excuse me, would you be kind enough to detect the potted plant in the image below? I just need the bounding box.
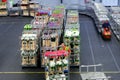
[49,60,55,71]
[56,59,62,72]
[73,46,80,54]
[62,58,68,73]
[75,56,79,65]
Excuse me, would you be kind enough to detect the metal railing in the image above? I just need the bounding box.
[80,64,111,80]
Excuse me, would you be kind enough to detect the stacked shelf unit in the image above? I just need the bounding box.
[9,7,20,16]
[41,28,62,67]
[20,0,29,16]
[29,1,39,17]
[64,10,80,67]
[40,5,70,80]
[40,6,65,67]
[44,50,69,80]
[33,8,51,67]
[31,9,49,29]
[20,24,41,67]
[0,2,8,16]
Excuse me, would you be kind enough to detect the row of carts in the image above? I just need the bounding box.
[40,6,68,80]
[109,6,120,40]
[92,2,111,40]
[79,2,111,80]
[92,2,109,33]
[0,0,40,17]
[21,6,51,67]
[20,4,80,80]
[8,1,112,79]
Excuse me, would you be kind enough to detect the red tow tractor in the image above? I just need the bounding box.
[101,21,111,40]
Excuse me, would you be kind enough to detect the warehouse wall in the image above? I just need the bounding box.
[63,0,85,6]
[39,0,85,7]
[118,0,120,6]
[39,0,60,8]
[11,0,120,7]
[102,0,118,6]
[92,0,118,6]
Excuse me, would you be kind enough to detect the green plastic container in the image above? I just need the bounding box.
[24,24,32,30]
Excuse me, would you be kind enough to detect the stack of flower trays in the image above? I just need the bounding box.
[41,29,62,67]
[20,0,30,16]
[29,1,39,17]
[64,10,80,67]
[20,24,41,67]
[44,50,69,80]
[31,9,50,31]
[40,6,65,67]
[0,2,8,16]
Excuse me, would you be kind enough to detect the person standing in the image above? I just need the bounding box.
[102,20,110,28]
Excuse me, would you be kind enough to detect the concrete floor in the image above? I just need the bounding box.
[0,15,120,80]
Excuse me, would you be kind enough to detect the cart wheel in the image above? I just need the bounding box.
[22,66,25,69]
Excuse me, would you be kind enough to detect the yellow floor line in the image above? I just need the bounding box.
[0,72,45,74]
[0,71,119,74]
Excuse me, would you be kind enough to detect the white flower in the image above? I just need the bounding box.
[60,74,66,80]
[56,61,62,66]
[49,61,55,67]
[65,30,72,37]
[46,77,49,80]
[72,30,79,36]
[62,59,68,65]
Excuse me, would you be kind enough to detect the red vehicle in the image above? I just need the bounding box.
[2,0,7,2]
[101,27,111,40]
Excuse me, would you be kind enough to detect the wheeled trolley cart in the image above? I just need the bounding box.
[20,24,41,67]
[0,2,8,16]
[64,10,80,67]
[44,50,70,80]
[80,64,111,80]
[29,1,39,17]
[20,0,29,16]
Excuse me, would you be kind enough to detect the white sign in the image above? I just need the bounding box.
[102,0,118,6]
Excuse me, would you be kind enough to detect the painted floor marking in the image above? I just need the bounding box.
[0,71,119,74]
[85,24,96,65]
[107,44,120,71]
